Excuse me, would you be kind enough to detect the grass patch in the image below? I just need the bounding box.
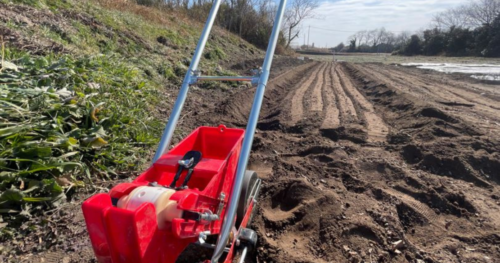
[204,47,226,60]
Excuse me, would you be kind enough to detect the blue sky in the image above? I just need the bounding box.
[295,0,473,47]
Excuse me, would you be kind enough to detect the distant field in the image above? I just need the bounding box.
[309,53,500,64]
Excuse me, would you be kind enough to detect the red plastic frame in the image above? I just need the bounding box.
[82,125,252,263]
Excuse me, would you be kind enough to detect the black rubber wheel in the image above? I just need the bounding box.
[236,170,258,227]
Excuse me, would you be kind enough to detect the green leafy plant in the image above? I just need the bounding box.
[0,50,162,216]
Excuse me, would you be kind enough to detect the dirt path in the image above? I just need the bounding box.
[19,60,500,263]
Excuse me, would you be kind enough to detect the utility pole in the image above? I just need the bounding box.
[307,26,310,48]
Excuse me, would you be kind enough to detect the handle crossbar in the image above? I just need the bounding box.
[192,76,257,83]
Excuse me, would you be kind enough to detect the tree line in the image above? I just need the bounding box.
[339,0,500,57]
[333,28,412,54]
[133,0,318,51]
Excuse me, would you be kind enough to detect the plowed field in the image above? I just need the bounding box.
[222,61,500,263]
[20,60,500,263]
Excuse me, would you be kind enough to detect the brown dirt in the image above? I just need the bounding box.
[11,61,500,263]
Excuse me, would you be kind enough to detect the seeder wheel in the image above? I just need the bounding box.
[236,170,258,227]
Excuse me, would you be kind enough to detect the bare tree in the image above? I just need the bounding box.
[282,0,319,48]
[372,28,387,47]
[349,28,386,47]
[355,30,367,46]
[433,0,500,29]
[394,31,411,48]
[346,28,414,53]
[383,31,396,46]
[467,0,500,27]
[433,5,473,29]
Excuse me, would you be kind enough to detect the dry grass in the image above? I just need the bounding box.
[94,0,195,28]
[92,0,251,48]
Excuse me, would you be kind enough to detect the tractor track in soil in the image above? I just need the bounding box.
[21,59,500,263]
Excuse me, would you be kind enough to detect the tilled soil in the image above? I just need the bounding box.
[264,62,500,263]
[212,61,500,263]
[15,61,500,263]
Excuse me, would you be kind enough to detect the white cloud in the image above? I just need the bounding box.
[295,0,473,47]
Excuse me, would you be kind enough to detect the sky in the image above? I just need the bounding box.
[294,0,473,48]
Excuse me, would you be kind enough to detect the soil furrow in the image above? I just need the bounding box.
[332,65,359,124]
[362,64,500,132]
[320,63,340,129]
[392,64,500,99]
[308,62,327,112]
[370,64,500,109]
[337,65,389,142]
[219,62,319,126]
[289,62,325,125]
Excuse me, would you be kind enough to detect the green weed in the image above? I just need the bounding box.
[0,49,162,216]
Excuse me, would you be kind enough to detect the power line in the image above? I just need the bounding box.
[308,26,407,34]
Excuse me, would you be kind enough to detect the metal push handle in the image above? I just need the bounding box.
[150,0,287,260]
[210,0,288,261]
[152,0,223,163]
